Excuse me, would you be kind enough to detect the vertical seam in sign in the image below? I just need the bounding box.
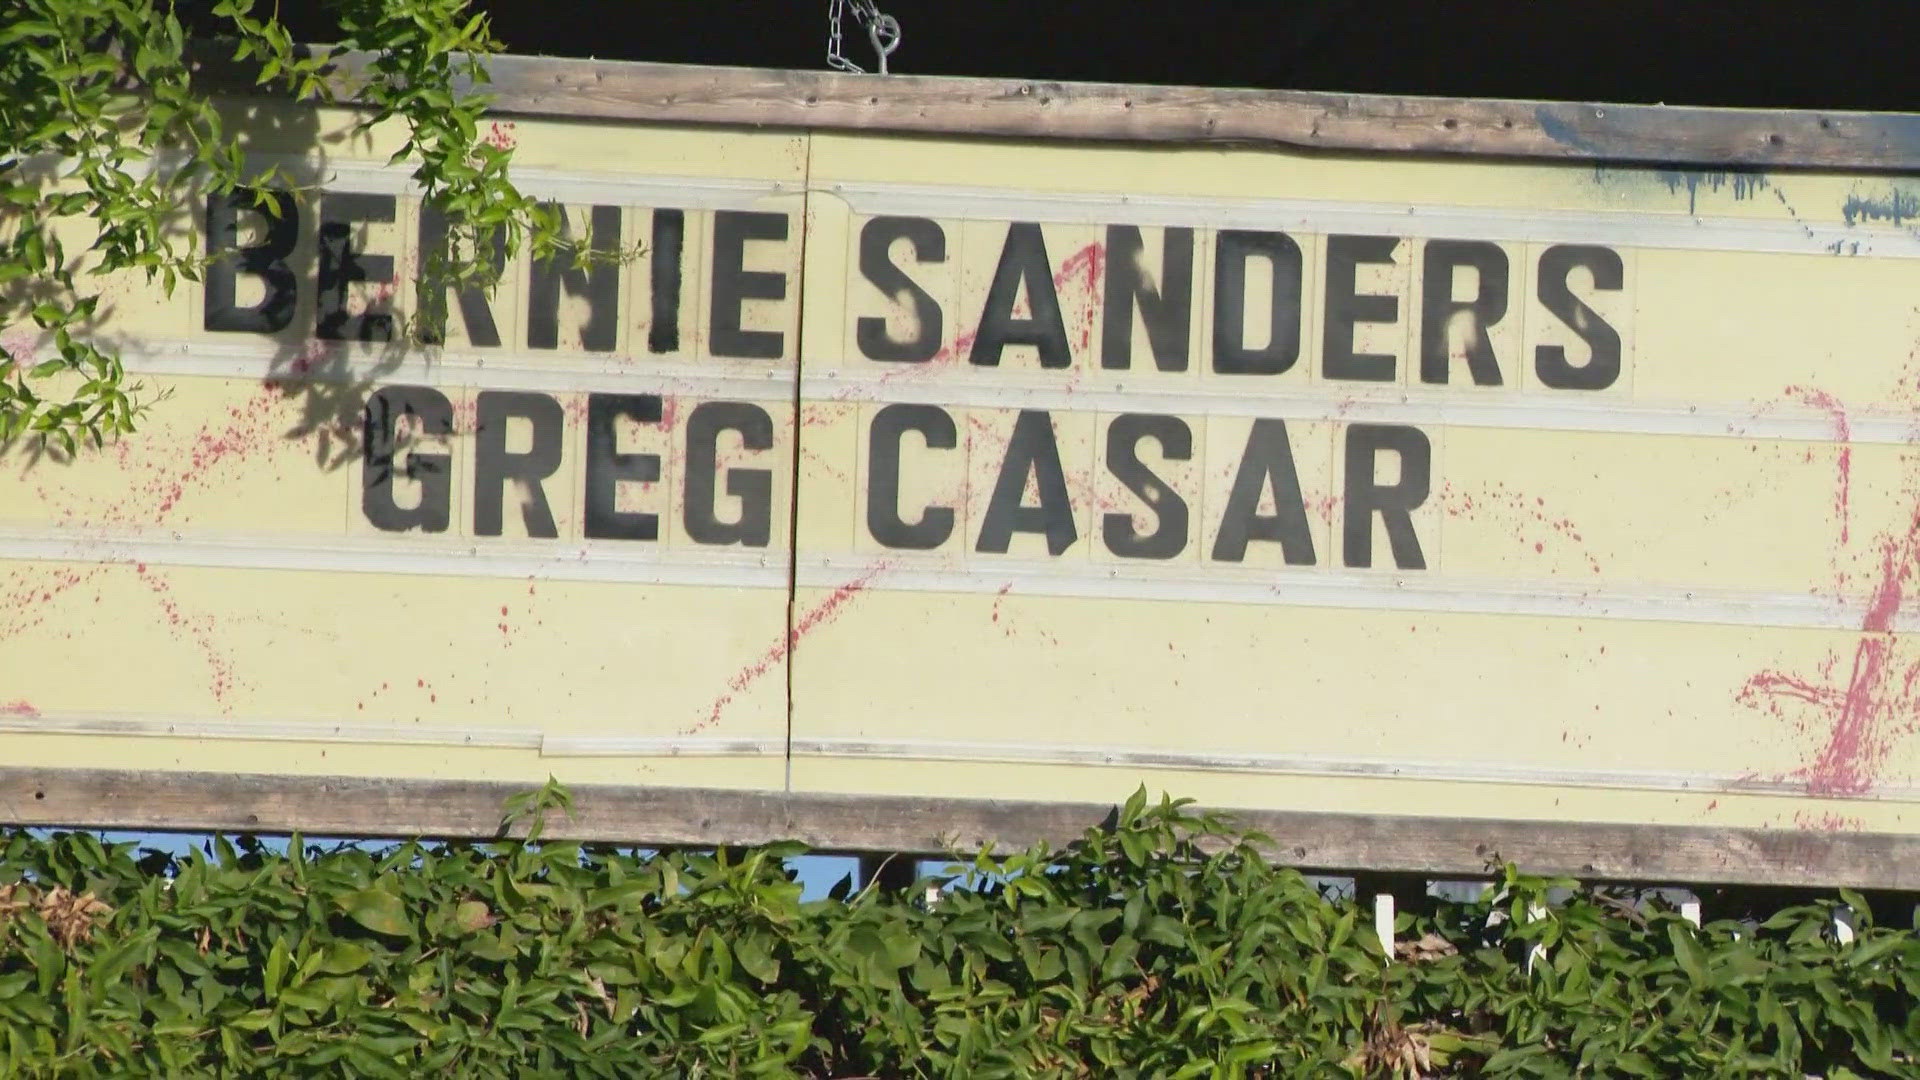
[782,133,817,795]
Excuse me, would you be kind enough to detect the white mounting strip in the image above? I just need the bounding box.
[11,713,1908,803]
[539,735,786,757]
[777,735,1920,803]
[0,531,1879,630]
[801,372,1919,447]
[81,150,802,211]
[828,180,1920,260]
[112,338,793,400]
[0,711,540,749]
[0,529,790,589]
[112,332,1907,449]
[794,557,1918,633]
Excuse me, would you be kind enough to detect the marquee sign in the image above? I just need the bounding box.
[6,79,1920,874]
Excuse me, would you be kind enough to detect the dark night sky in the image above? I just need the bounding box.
[239,1,1916,111]
[487,1,1911,110]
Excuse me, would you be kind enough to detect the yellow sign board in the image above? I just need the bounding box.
[6,101,1920,842]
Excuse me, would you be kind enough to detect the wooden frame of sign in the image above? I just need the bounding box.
[3,767,1914,889]
[8,52,1917,890]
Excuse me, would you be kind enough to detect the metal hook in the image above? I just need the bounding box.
[868,13,901,75]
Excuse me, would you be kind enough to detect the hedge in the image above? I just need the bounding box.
[0,784,1913,1077]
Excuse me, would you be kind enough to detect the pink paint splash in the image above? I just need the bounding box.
[847,239,1106,399]
[0,328,43,375]
[0,700,40,718]
[1058,240,1106,354]
[1437,481,1602,575]
[14,377,313,703]
[133,563,239,708]
[1792,810,1865,832]
[1738,441,1920,796]
[0,566,96,642]
[690,562,889,733]
[987,581,1060,646]
[1732,384,1920,797]
[1785,385,1853,544]
[482,121,517,151]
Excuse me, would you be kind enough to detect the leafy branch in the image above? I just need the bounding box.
[0,0,562,454]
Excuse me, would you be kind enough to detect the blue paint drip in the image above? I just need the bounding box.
[1587,166,1769,216]
[1841,186,1920,227]
[1655,171,1769,215]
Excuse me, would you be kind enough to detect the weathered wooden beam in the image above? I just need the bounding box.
[188,46,1920,171]
[0,767,1911,890]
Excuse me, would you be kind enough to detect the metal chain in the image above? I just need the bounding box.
[827,0,902,75]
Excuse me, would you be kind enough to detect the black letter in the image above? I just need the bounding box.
[1103,225,1193,371]
[685,402,774,547]
[204,188,297,334]
[317,192,396,342]
[1343,423,1431,570]
[1534,244,1623,390]
[1419,240,1508,385]
[416,203,504,347]
[857,216,946,362]
[1211,230,1303,375]
[976,410,1077,554]
[1103,413,1190,559]
[362,385,452,533]
[529,204,621,351]
[584,393,663,541]
[867,404,957,549]
[1210,418,1315,565]
[647,209,685,354]
[1323,235,1401,381]
[709,211,790,359]
[969,222,1071,368]
[473,391,564,538]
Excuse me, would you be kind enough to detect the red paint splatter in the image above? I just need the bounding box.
[1792,810,1864,832]
[0,701,39,718]
[845,239,1106,399]
[0,566,95,641]
[691,563,888,733]
[482,121,517,151]
[1734,383,1920,796]
[1785,385,1853,544]
[134,563,238,708]
[1058,240,1106,354]
[265,339,342,395]
[39,380,300,529]
[1438,481,1602,574]
[986,580,1060,646]
[1740,517,1920,796]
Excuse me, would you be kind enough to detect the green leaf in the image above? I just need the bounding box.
[264,936,289,999]
[1668,922,1707,986]
[316,942,373,975]
[337,888,413,938]
[733,932,779,984]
